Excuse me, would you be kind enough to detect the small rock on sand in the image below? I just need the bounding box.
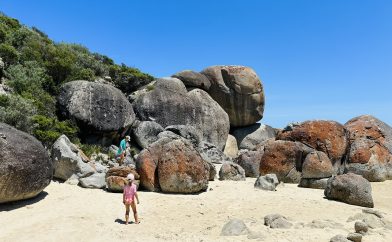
[347,232,362,242]
[330,234,351,242]
[264,214,292,229]
[354,221,368,234]
[220,218,248,236]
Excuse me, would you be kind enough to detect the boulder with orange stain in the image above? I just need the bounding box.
[345,115,392,181]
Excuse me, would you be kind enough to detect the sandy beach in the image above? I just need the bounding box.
[1,178,392,242]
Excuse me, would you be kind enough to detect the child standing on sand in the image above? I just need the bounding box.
[123,173,140,224]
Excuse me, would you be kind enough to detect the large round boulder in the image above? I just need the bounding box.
[0,123,53,203]
[324,173,374,208]
[157,139,209,193]
[277,120,348,170]
[136,138,210,193]
[172,70,211,91]
[232,123,276,150]
[132,78,229,150]
[57,80,136,145]
[344,115,392,181]
[259,140,313,183]
[201,65,265,127]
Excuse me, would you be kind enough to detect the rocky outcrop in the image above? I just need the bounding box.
[219,162,246,181]
[0,123,53,203]
[201,65,264,127]
[165,125,202,147]
[172,70,211,91]
[344,115,392,182]
[259,140,313,183]
[235,149,264,177]
[132,78,230,150]
[223,134,238,158]
[57,80,135,145]
[51,135,95,182]
[324,173,374,208]
[132,121,164,148]
[198,142,232,165]
[136,138,210,193]
[79,173,106,189]
[232,123,276,150]
[277,120,348,173]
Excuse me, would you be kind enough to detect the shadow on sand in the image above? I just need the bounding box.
[0,191,48,212]
[114,219,138,225]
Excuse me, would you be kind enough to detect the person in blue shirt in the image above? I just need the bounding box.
[117,135,130,166]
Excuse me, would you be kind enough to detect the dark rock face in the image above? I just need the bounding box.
[324,173,374,208]
[235,149,264,177]
[57,80,135,145]
[132,121,164,149]
[232,123,276,150]
[345,115,392,182]
[172,70,211,91]
[277,120,348,171]
[198,142,232,165]
[0,123,53,203]
[219,162,246,181]
[259,140,313,183]
[133,78,230,150]
[165,125,202,147]
[136,138,209,193]
[201,65,265,127]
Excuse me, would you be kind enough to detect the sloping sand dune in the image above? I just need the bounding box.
[1,179,392,242]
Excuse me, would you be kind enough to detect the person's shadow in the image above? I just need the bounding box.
[114,218,136,224]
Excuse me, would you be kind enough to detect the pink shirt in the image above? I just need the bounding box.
[123,184,137,203]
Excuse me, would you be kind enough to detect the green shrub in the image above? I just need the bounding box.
[31,115,79,146]
[0,94,36,133]
[77,143,102,158]
[0,43,18,65]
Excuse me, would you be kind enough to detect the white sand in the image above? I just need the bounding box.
[1,179,392,242]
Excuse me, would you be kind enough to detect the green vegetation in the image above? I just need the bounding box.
[0,13,154,146]
[77,143,102,158]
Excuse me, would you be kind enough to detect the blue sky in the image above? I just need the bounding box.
[1,0,391,128]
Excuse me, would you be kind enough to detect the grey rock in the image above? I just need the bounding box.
[157,130,182,141]
[347,212,389,229]
[206,161,217,181]
[165,125,202,147]
[354,221,368,234]
[172,70,211,91]
[254,174,279,191]
[133,79,230,150]
[219,162,246,181]
[345,163,388,182]
[330,235,350,242]
[198,142,232,164]
[201,65,265,127]
[92,162,108,174]
[79,173,106,189]
[51,135,95,181]
[232,123,276,150]
[264,214,292,229]
[299,178,329,189]
[347,233,362,242]
[223,134,239,158]
[0,123,53,203]
[220,219,248,236]
[57,81,135,145]
[235,149,264,177]
[324,173,374,208]
[133,121,164,148]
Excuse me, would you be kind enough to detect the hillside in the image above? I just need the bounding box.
[0,13,153,146]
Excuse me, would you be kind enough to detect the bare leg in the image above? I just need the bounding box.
[125,204,130,225]
[130,201,139,224]
[119,153,125,166]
